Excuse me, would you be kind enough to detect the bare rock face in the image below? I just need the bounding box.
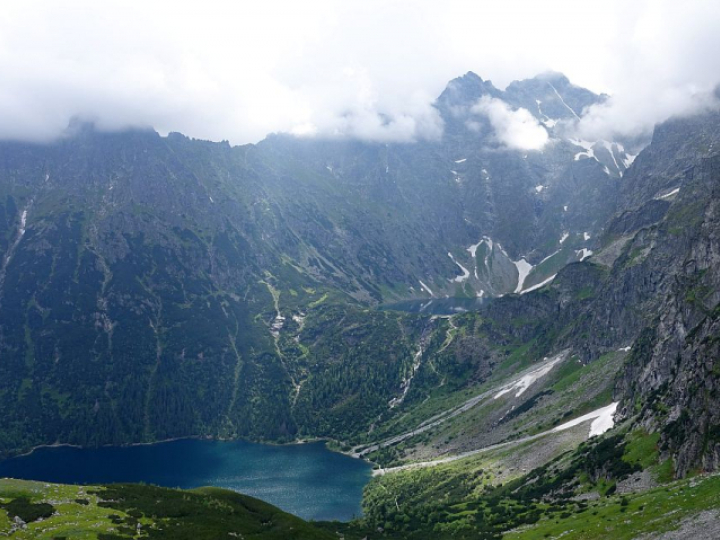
[581,127,720,478]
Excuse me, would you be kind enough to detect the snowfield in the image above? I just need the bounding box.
[513,258,533,293]
[657,187,680,199]
[419,280,434,296]
[575,248,593,261]
[521,274,557,294]
[553,402,618,438]
[448,252,471,283]
[494,355,564,399]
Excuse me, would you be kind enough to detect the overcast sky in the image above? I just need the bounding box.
[1,0,719,145]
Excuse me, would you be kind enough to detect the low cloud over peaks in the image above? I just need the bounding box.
[574,85,720,142]
[472,97,549,151]
[288,68,444,143]
[0,0,719,145]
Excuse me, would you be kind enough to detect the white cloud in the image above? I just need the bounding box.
[0,0,718,144]
[572,0,720,140]
[286,67,444,143]
[472,97,548,151]
[575,87,719,141]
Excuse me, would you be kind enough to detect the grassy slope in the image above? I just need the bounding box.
[345,424,720,540]
[507,473,720,540]
[0,479,335,539]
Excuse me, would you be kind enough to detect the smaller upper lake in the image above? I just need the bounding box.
[381,296,488,315]
[0,439,371,522]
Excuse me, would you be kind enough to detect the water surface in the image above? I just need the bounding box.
[0,439,371,521]
[381,296,488,314]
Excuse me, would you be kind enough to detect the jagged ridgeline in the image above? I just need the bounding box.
[0,70,718,496]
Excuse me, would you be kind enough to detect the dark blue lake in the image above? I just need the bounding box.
[0,439,371,522]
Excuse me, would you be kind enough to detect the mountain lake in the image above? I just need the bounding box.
[0,438,372,521]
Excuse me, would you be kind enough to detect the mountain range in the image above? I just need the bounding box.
[0,70,719,539]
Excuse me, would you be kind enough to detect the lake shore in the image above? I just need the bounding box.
[0,437,372,522]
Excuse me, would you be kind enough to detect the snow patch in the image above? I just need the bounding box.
[534,185,546,193]
[19,210,28,236]
[563,205,568,212]
[495,355,563,399]
[481,237,497,275]
[549,83,580,119]
[467,240,483,259]
[571,139,597,161]
[623,154,637,168]
[575,248,593,261]
[657,187,680,200]
[454,158,467,163]
[467,240,484,279]
[419,280,434,297]
[552,402,618,436]
[583,232,591,241]
[520,274,557,294]
[589,402,619,437]
[482,236,494,253]
[536,101,558,127]
[599,140,620,171]
[513,258,533,293]
[538,249,560,266]
[569,139,594,151]
[209,196,214,203]
[448,252,470,283]
[467,236,499,280]
[559,232,569,244]
[618,346,631,352]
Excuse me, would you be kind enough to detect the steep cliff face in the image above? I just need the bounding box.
[610,153,720,476]
[513,112,720,478]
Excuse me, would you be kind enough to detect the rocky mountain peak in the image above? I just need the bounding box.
[503,71,603,124]
[436,71,502,111]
